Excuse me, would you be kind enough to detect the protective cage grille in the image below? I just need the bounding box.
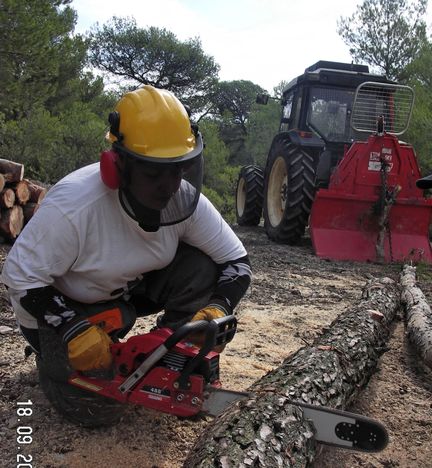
[351,82,414,135]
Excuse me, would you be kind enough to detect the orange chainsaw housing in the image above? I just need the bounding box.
[310,133,432,263]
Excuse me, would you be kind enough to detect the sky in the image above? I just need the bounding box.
[72,0,432,94]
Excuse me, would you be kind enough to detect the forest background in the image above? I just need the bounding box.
[1,0,432,222]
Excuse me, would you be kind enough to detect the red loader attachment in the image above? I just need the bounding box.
[310,83,432,263]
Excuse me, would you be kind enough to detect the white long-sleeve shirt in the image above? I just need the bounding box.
[2,163,250,328]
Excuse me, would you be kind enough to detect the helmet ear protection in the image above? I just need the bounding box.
[100,111,123,190]
[100,149,120,189]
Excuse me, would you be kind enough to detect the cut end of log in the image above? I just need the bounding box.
[15,180,31,205]
[0,205,24,238]
[0,159,24,183]
[0,188,16,208]
[0,160,49,244]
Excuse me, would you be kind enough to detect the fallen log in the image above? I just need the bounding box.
[0,188,15,208]
[14,179,31,205]
[0,158,24,183]
[184,277,400,468]
[0,205,24,239]
[400,265,432,369]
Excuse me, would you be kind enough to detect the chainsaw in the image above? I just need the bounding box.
[68,315,388,453]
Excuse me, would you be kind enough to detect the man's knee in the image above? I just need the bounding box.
[146,243,219,302]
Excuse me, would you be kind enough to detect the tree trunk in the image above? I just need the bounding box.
[14,179,31,205]
[184,277,400,468]
[0,159,24,183]
[0,188,16,208]
[0,205,24,238]
[400,265,432,369]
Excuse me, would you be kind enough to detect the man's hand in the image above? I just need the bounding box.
[61,319,113,371]
[190,306,227,353]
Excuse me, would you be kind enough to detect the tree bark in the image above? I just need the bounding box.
[25,179,47,204]
[0,205,24,238]
[400,265,432,369]
[0,188,16,208]
[0,159,24,183]
[23,202,39,223]
[0,174,5,193]
[184,277,400,468]
[14,179,31,205]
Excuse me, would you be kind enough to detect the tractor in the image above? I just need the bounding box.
[235,60,432,263]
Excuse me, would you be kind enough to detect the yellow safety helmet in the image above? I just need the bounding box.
[107,85,203,162]
[104,85,204,229]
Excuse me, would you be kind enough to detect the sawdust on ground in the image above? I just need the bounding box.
[1,225,431,467]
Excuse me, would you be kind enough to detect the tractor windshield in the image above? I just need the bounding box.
[307,87,362,143]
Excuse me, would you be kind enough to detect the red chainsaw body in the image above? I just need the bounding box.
[310,133,432,263]
[68,327,221,417]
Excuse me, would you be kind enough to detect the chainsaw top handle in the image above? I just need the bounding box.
[173,315,237,390]
[165,314,237,351]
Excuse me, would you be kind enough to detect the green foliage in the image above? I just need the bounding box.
[55,103,107,175]
[0,104,106,183]
[211,80,267,166]
[0,106,63,181]
[416,260,432,281]
[337,0,428,80]
[213,80,266,132]
[0,0,80,119]
[404,44,432,174]
[0,0,115,183]
[88,17,219,114]
[273,81,289,99]
[244,101,280,167]
[199,119,239,223]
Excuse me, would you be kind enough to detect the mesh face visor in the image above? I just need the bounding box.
[159,154,203,225]
[119,154,204,229]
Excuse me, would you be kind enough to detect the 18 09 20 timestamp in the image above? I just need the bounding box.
[16,399,33,468]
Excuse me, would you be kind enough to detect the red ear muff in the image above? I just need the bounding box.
[100,150,120,189]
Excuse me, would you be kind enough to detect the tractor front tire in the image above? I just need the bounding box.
[263,137,316,244]
[235,165,264,226]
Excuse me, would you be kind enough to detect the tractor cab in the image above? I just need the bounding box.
[278,61,395,188]
[236,60,432,264]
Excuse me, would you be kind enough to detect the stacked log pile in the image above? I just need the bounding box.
[0,159,47,241]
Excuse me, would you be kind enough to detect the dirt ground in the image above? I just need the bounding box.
[1,225,431,467]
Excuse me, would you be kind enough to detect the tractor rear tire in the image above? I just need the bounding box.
[235,165,264,226]
[263,137,316,244]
